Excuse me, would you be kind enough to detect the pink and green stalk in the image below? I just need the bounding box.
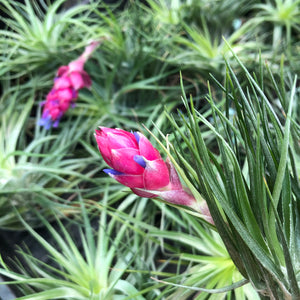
[95,127,213,224]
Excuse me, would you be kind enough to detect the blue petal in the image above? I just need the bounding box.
[53,119,60,128]
[38,116,52,130]
[103,169,123,175]
[133,155,146,168]
[133,132,140,144]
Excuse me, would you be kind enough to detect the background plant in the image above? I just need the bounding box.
[0,0,108,80]
[0,195,162,299]
[0,82,102,229]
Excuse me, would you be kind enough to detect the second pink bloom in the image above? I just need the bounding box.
[39,41,99,129]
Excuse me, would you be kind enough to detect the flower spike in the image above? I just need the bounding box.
[95,127,213,224]
[39,40,100,129]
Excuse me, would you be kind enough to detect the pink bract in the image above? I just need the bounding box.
[95,127,170,195]
[39,41,99,129]
[95,127,214,224]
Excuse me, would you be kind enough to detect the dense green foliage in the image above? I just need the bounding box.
[0,0,299,299]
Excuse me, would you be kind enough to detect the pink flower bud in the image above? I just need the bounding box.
[49,107,60,120]
[69,71,92,90]
[59,99,71,112]
[57,88,75,102]
[95,127,170,193]
[131,158,195,206]
[39,41,100,129]
[141,158,170,190]
[57,66,69,77]
[54,77,72,89]
[95,127,214,224]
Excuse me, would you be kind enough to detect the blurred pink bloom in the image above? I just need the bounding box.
[95,127,213,224]
[39,41,100,129]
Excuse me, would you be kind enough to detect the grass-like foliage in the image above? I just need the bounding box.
[0,196,156,299]
[163,48,299,298]
[0,0,299,299]
[147,204,260,300]
[0,84,101,229]
[0,0,106,79]
[254,0,300,47]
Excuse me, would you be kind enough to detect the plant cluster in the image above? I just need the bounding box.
[0,0,299,299]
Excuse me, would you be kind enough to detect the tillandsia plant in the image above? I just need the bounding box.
[0,0,104,79]
[39,40,100,129]
[94,48,300,298]
[148,205,260,299]
[95,127,213,224]
[0,83,101,229]
[0,196,155,300]
[160,53,300,298]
